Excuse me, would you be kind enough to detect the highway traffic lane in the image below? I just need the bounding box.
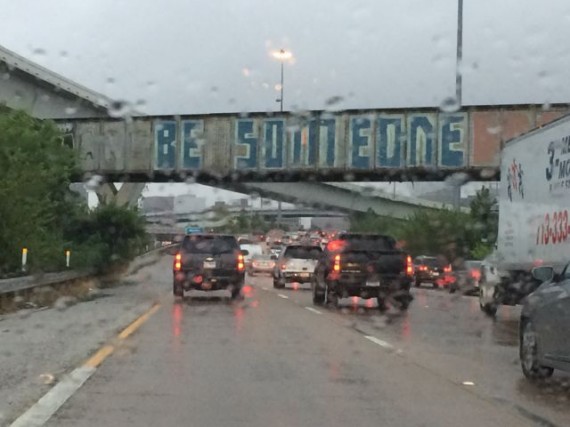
[45,277,533,427]
[0,254,170,426]
[257,276,570,426]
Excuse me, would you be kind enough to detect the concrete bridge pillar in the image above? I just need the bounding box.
[96,183,145,208]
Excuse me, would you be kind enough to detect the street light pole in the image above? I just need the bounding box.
[456,0,464,107]
[279,59,284,112]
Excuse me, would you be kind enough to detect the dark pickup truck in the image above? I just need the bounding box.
[312,233,414,311]
[173,234,246,299]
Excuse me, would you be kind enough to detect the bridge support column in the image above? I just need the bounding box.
[96,183,145,207]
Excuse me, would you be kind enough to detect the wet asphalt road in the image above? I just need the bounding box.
[12,267,570,426]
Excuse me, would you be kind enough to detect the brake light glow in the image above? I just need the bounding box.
[237,254,245,272]
[406,255,413,276]
[174,253,182,271]
[444,264,452,274]
[333,254,341,272]
[418,265,427,271]
[327,239,346,252]
[471,269,481,280]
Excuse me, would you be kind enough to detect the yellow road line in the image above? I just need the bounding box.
[82,303,161,369]
[84,345,114,368]
[118,303,160,340]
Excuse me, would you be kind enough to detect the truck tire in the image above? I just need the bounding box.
[231,285,242,300]
[173,283,183,298]
[313,286,325,305]
[377,296,389,312]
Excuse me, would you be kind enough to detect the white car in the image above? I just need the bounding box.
[239,243,263,267]
[273,245,322,289]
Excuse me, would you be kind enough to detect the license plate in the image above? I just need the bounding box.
[366,281,380,287]
[300,273,310,278]
[203,261,216,269]
[432,272,439,276]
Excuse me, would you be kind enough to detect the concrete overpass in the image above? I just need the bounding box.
[50,104,569,184]
[3,42,568,213]
[226,182,469,220]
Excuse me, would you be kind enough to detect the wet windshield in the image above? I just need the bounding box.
[3,1,570,426]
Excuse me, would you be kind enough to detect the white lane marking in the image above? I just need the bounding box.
[277,294,289,299]
[9,366,96,427]
[364,335,394,350]
[305,307,322,315]
[261,287,269,291]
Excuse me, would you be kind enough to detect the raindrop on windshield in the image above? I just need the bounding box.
[84,174,104,190]
[439,96,460,113]
[107,100,133,118]
[32,47,46,56]
[65,106,77,115]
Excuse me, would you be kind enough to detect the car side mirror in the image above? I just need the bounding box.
[241,249,249,256]
[531,266,554,283]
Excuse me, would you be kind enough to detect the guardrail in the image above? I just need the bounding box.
[0,244,175,298]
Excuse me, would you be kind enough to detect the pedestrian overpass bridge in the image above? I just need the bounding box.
[2,42,567,216]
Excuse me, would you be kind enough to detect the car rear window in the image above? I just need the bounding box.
[416,257,439,267]
[182,235,239,254]
[283,246,323,259]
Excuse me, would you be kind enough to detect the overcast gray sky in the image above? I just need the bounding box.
[1,0,568,205]
[2,0,570,115]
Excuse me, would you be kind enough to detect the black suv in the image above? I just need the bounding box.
[173,234,247,299]
[312,233,414,310]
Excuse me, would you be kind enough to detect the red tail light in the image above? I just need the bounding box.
[174,253,182,271]
[333,254,341,272]
[471,269,481,280]
[444,264,452,274]
[418,265,427,271]
[237,254,245,272]
[406,255,413,276]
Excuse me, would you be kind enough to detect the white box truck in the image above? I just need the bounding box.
[479,114,570,315]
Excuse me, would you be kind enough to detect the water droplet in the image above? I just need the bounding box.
[107,100,133,118]
[65,106,77,115]
[54,296,77,311]
[60,50,68,58]
[542,101,552,111]
[106,77,115,84]
[486,125,502,135]
[445,172,470,186]
[325,95,343,106]
[262,82,270,89]
[2,72,10,81]
[32,47,46,56]
[479,168,497,179]
[242,68,251,77]
[84,174,104,190]
[440,96,460,113]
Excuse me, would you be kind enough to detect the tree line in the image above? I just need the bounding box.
[0,110,148,277]
[349,188,498,264]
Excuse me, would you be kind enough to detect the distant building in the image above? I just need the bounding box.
[174,194,206,214]
[142,196,174,214]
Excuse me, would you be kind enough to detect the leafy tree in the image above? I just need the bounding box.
[469,187,498,250]
[0,111,78,273]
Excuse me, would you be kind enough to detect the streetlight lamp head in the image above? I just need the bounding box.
[272,49,293,60]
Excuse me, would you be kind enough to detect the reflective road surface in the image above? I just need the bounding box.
[4,257,570,427]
